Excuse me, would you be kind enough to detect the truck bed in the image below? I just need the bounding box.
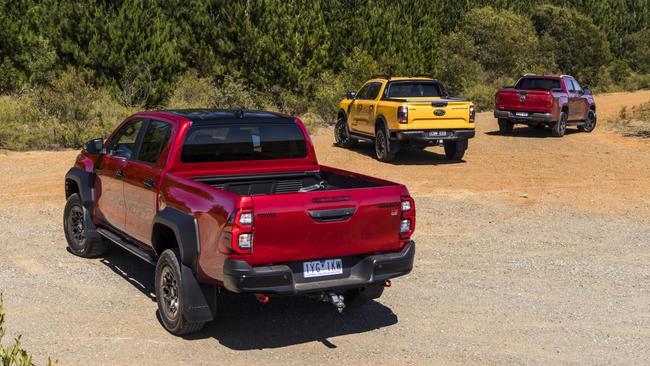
[191,166,406,265]
[192,168,390,196]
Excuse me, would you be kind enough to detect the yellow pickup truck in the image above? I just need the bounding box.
[336,75,475,162]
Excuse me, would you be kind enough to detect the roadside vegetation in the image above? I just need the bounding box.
[0,294,54,365]
[612,103,650,138]
[1,1,649,150]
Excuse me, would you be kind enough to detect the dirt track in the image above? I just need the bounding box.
[1,91,650,365]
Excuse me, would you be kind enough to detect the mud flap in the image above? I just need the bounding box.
[180,264,214,323]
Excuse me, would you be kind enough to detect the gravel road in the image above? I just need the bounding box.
[1,91,649,365]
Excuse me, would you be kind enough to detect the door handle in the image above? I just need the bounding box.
[369,105,374,111]
[143,178,155,189]
[357,104,363,109]
[115,170,124,178]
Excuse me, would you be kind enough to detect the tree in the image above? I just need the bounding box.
[532,5,611,85]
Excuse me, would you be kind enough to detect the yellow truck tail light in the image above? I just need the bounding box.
[397,106,408,124]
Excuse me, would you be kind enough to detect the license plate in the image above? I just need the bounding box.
[303,259,343,278]
[428,131,447,137]
[515,112,529,117]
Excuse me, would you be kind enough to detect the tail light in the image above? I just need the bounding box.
[400,196,416,239]
[219,208,254,254]
[495,94,500,107]
[397,106,408,124]
[546,94,553,108]
[469,105,475,123]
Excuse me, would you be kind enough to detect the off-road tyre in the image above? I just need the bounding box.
[498,118,514,134]
[578,110,597,133]
[155,249,205,335]
[63,193,108,258]
[334,115,357,148]
[345,283,385,307]
[443,139,468,161]
[552,111,568,137]
[375,128,396,162]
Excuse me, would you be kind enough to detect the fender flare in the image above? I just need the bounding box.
[153,207,215,323]
[65,167,95,211]
[152,207,200,273]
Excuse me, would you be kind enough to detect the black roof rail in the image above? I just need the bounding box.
[370,74,391,80]
[413,74,435,79]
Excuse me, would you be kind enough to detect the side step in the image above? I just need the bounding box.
[349,133,374,143]
[97,228,157,265]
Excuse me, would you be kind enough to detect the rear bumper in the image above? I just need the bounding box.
[393,129,475,143]
[494,110,553,123]
[223,241,415,295]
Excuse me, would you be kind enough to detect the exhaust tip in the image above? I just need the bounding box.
[255,293,270,304]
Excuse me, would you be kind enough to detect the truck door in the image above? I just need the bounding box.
[95,119,144,232]
[123,120,173,245]
[348,83,371,133]
[354,82,382,134]
[567,79,587,121]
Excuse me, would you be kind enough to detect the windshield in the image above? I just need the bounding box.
[385,81,444,98]
[516,78,562,91]
[181,123,307,163]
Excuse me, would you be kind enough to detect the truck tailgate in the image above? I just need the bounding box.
[407,100,472,129]
[249,186,404,265]
[497,90,551,112]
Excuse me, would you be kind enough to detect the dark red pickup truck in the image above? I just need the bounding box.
[494,74,597,137]
[63,109,415,334]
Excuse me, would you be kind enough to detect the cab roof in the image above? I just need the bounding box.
[366,74,439,82]
[137,109,295,125]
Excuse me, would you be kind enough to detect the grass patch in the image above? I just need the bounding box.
[611,102,650,138]
[1,293,55,365]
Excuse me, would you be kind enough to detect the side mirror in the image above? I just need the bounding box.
[346,91,356,99]
[84,138,103,154]
[583,88,592,95]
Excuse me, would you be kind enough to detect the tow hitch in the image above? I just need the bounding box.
[327,293,346,313]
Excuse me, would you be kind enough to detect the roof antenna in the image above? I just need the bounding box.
[234,108,245,119]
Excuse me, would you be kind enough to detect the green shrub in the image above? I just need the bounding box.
[611,102,650,138]
[463,83,497,112]
[460,7,552,79]
[435,32,484,95]
[0,293,55,365]
[0,70,135,150]
[211,76,271,110]
[532,5,611,86]
[166,70,216,109]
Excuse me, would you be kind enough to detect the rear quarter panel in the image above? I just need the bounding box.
[160,173,241,284]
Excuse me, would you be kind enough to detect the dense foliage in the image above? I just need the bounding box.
[0,0,649,149]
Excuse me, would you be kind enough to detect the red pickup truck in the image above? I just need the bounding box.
[494,74,597,137]
[63,109,415,335]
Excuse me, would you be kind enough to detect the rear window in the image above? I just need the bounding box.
[181,123,307,163]
[385,81,443,98]
[516,78,562,91]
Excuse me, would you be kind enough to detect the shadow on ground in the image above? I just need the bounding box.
[333,142,464,165]
[99,244,399,350]
[485,126,581,138]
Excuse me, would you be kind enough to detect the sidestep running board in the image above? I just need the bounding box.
[97,228,157,265]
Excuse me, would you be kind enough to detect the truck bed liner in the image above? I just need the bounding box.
[192,170,387,196]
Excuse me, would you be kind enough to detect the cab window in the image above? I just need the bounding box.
[357,82,382,100]
[137,120,172,164]
[106,120,144,160]
[571,79,582,93]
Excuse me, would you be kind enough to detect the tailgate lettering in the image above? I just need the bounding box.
[312,196,351,203]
